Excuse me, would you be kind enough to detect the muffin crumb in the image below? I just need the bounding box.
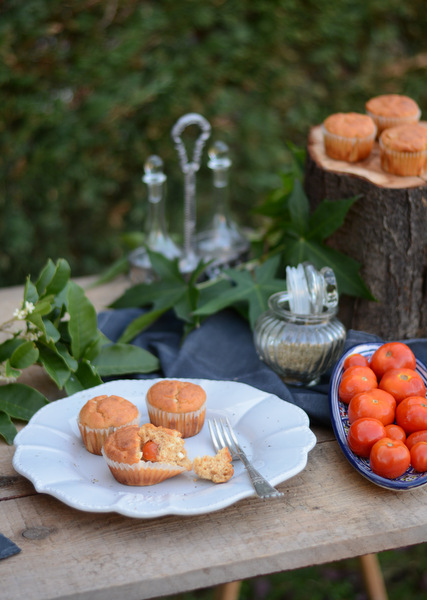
[193,448,234,483]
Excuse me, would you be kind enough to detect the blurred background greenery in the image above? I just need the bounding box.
[1,0,427,287]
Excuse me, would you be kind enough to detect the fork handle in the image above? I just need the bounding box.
[237,451,283,499]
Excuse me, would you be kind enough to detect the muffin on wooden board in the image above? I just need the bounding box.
[193,447,234,483]
[379,123,427,176]
[102,423,192,486]
[366,94,421,135]
[78,394,139,455]
[146,380,206,438]
[322,112,376,162]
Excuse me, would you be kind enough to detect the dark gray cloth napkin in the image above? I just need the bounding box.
[0,533,21,560]
[98,308,427,427]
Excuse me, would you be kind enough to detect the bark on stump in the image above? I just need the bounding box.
[305,125,427,340]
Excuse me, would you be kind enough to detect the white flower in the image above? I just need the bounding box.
[13,301,36,320]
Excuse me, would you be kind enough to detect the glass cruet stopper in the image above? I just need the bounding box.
[128,155,181,282]
[197,140,249,266]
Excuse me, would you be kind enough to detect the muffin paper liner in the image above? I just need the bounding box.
[78,414,140,455]
[367,108,421,136]
[146,402,206,438]
[379,137,427,176]
[322,125,376,162]
[101,448,187,485]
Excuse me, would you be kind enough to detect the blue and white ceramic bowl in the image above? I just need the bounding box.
[329,342,427,491]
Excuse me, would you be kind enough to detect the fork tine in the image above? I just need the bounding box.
[224,418,239,448]
[208,420,221,453]
[220,419,238,455]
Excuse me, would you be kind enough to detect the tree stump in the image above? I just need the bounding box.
[305,125,427,340]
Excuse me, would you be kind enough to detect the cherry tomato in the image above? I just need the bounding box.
[339,366,378,404]
[343,353,370,370]
[385,424,406,443]
[142,441,159,462]
[410,441,427,472]
[370,342,416,379]
[379,368,426,404]
[347,389,396,425]
[396,396,427,434]
[347,418,386,458]
[405,430,427,450]
[370,438,411,479]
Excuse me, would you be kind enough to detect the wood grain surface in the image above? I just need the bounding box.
[1,276,426,600]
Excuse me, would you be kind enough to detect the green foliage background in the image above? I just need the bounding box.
[2,0,427,286]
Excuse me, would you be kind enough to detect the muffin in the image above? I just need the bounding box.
[78,394,139,455]
[102,423,192,486]
[146,380,206,438]
[322,112,376,162]
[379,123,427,176]
[366,94,421,135]
[193,447,234,483]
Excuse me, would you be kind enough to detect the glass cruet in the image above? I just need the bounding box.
[197,140,250,275]
[129,155,181,283]
[254,263,346,386]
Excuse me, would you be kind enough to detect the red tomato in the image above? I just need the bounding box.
[385,424,406,443]
[405,430,427,450]
[396,396,427,434]
[370,342,416,379]
[343,353,370,370]
[370,438,411,479]
[339,366,378,404]
[379,368,426,404]
[347,418,386,458]
[347,389,396,425]
[142,441,159,462]
[410,442,427,472]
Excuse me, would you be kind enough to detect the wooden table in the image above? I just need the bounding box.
[1,277,426,600]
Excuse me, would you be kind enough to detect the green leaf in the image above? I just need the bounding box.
[0,411,17,445]
[32,296,54,316]
[0,338,25,362]
[36,258,57,296]
[288,179,309,235]
[64,360,103,396]
[38,345,72,389]
[4,360,22,380]
[67,281,98,359]
[148,249,183,282]
[42,319,61,343]
[24,277,39,305]
[308,196,360,242]
[89,256,130,287]
[44,258,71,296]
[118,307,169,343]
[194,256,286,329]
[92,343,160,376]
[10,341,39,369]
[0,383,48,422]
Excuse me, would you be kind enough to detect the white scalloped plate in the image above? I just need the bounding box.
[13,378,316,518]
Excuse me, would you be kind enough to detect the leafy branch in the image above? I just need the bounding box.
[0,258,160,444]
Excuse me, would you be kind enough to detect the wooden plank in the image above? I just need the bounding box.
[1,436,426,600]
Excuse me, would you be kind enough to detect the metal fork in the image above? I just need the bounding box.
[208,418,284,500]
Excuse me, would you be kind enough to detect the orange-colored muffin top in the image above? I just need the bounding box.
[103,423,192,468]
[78,394,139,429]
[366,94,420,118]
[380,123,427,153]
[323,112,376,138]
[146,380,206,413]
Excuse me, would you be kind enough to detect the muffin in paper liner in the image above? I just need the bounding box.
[102,424,193,486]
[366,94,421,136]
[379,124,427,176]
[78,414,140,456]
[322,125,377,163]
[146,402,206,439]
[101,449,187,486]
[146,380,207,438]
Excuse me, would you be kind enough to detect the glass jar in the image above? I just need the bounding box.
[254,291,346,387]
